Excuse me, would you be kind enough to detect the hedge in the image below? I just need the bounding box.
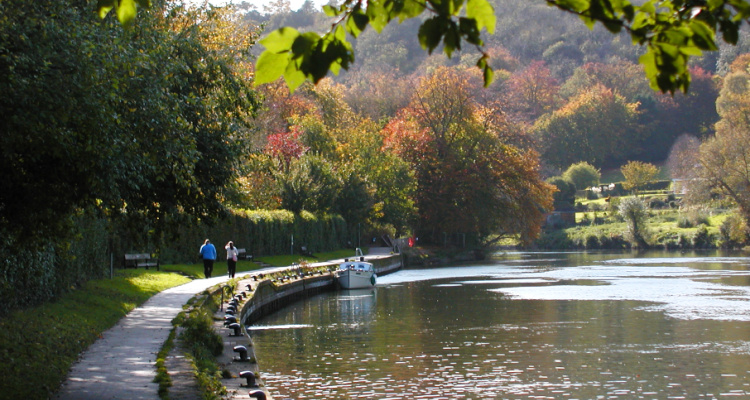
[0,208,350,315]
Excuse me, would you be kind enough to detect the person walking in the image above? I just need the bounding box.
[225,241,239,278]
[199,239,217,278]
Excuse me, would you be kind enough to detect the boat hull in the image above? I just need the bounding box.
[337,269,377,289]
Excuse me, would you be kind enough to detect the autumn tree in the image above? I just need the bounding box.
[621,161,660,196]
[534,84,640,169]
[697,55,750,226]
[383,67,553,245]
[504,61,560,121]
[343,68,413,122]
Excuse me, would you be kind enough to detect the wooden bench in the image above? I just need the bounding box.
[299,246,317,258]
[123,253,159,270]
[236,248,252,261]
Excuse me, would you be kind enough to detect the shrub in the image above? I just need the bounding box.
[677,209,711,228]
[677,216,693,228]
[719,213,748,248]
[618,196,649,248]
[547,176,576,211]
[585,234,601,249]
[692,225,715,248]
[648,198,667,209]
[563,162,601,191]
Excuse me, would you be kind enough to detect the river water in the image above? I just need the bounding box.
[249,250,750,399]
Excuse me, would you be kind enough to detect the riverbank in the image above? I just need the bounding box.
[534,207,738,250]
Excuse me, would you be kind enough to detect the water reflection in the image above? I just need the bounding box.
[251,250,750,399]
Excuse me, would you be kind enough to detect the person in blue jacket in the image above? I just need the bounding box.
[199,239,217,278]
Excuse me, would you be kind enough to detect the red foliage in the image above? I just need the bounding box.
[264,126,309,170]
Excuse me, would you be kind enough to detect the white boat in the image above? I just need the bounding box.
[336,249,377,289]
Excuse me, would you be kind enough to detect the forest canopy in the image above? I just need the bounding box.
[99,0,750,93]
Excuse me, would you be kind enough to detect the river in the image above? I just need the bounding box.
[249,250,750,399]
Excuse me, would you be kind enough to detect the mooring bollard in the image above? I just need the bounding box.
[248,389,265,399]
[233,345,249,362]
[228,322,242,336]
[224,315,237,326]
[240,370,257,387]
[225,308,236,316]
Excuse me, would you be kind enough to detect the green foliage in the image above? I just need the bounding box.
[0,269,189,399]
[178,303,226,400]
[0,209,111,313]
[250,0,731,92]
[180,308,223,357]
[719,213,748,248]
[276,154,341,213]
[547,176,577,211]
[692,224,715,248]
[563,162,601,191]
[1,0,260,247]
[251,0,497,91]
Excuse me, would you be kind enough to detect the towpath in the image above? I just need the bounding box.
[55,275,233,400]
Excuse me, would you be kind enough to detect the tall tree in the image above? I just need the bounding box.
[504,61,560,121]
[697,56,750,225]
[0,0,261,243]
[383,67,553,245]
[534,84,640,169]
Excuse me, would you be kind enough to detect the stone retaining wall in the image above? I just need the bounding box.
[220,253,402,399]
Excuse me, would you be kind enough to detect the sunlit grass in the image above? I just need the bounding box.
[0,269,190,399]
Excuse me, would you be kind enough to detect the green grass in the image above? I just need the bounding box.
[0,248,358,399]
[0,269,190,399]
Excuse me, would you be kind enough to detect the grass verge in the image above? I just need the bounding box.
[0,269,190,399]
[154,326,177,399]
[173,288,227,400]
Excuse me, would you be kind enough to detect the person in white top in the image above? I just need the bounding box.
[225,241,239,278]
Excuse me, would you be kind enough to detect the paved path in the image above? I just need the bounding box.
[55,247,394,400]
[55,275,232,400]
